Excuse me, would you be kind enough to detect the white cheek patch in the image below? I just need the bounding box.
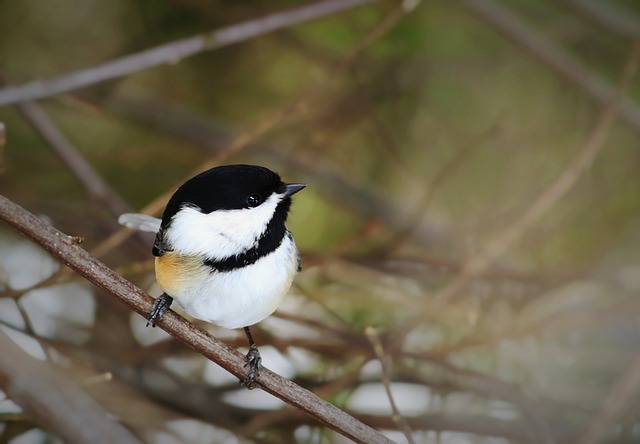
[167,193,283,259]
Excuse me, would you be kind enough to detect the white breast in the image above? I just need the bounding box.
[171,234,299,329]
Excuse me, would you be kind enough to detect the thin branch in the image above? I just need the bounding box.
[15,101,153,258]
[435,39,640,304]
[378,122,502,255]
[0,194,394,444]
[395,38,640,342]
[91,0,418,259]
[1,67,128,224]
[0,0,378,106]
[354,413,568,442]
[0,275,53,298]
[562,0,640,39]
[0,121,5,174]
[16,102,131,218]
[579,352,640,443]
[464,0,640,133]
[365,327,416,444]
[211,408,558,443]
[0,328,139,444]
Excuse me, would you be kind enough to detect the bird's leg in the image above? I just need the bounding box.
[147,293,173,327]
[241,326,262,389]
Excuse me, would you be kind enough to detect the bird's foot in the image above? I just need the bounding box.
[241,344,262,389]
[147,294,173,327]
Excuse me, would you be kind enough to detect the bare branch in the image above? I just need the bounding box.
[0,328,139,444]
[464,0,640,133]
[562,0,640,39]
[15,101,154,258]
[0,121,5,174]
[365,327,416,444]
[433,39,640,304]
[90,0,417,259]
[578,353,640,444]
[16,102,131,217]
[0,0,378,106]
[394,37,640,342]
[0,194,394,444]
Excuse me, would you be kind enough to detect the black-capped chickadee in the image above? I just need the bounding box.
[119,164,305,387]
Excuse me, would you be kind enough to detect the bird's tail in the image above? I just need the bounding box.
[118,213,162,233]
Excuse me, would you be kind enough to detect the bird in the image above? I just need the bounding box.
[118,164,305,387]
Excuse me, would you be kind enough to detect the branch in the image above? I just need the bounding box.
[578,352,640,444]
[562,0,640,39]
[0,194,393,444]
[15,101,154,258]
[0,121,5,174]
[365,327,415,444]
[0,328,139,444]
[16,102,131,217]
[464,0,640,133]
[432,39,640,304]
[90,0,418,259]
[393,36,640,344]
[0,0,377,106]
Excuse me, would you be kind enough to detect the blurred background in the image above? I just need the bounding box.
[1,0,640,443]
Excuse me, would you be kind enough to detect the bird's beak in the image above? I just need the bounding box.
[280,183,306,197]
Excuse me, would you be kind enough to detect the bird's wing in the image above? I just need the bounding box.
[152,227,171,257]
[118,213,162,233]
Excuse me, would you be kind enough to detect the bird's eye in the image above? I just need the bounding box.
[246,194,262,207]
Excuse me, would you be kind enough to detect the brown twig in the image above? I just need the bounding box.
[378,122,502,255]
[0,194,393,444]
[0,269,64,298]
[578,353,640,444]
[0,0,378,106]
[0,328,139,444]
[91,0,419,259]
[107,98,446,250]
[0,121,5,174]
[464,0,640,133]
[562,0,640,39]
[217,408,561,442]
[365,327,416,444]
[437,39,640,304]
[394,37,640,344]
[16,102,131,218]
[14,100,153,259]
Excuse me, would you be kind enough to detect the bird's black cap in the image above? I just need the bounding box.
[161,165,288,226]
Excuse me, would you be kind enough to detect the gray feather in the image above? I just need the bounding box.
[118,213,162,233]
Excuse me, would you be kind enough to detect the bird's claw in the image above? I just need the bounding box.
[147,294,173,327]
[242,345,262,389]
